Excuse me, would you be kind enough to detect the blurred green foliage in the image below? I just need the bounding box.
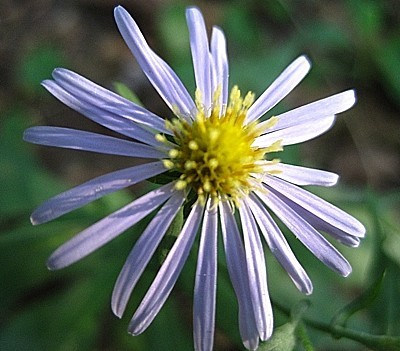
[1,0,400,350]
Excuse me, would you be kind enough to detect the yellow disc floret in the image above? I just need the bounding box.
[158,86,282,205]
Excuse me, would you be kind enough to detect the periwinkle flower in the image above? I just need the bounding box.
[24,6,365,351]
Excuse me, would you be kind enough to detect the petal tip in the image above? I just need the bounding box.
[348,89,357,107]
[111,305,123,319]
[114,5,130,24]
[111,294,125,319]
[47,251,67,271]
[40,79,50,88]
[22,129,30,142]
[46,258,57,271]
[343,269,352,278]
[357,223,366,238]
[30,214,39,226]
[186,6,201,14]
[341,263,352,277]
[127,323,141,336]
[114,5,125,15]
[338,89,357,112]
[299,54,312,69]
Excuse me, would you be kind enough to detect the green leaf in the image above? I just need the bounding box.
[295,322,315,351]
[0,108,64,217]
[259,301,310,351]
[156,3,190,65]
[222,4,263,52]
[113,82,144,106]
[258,322,297,351]
[156,206,184,264]
[330,270,385,328]
[17,45,65,95]
[348,0,383,38]
[376,36,400,106]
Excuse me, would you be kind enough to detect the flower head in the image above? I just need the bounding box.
[24,6,365,351]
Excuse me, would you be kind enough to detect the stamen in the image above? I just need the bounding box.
[162,160,174,169]
[169,149,180,158]
[188,140,199,150]
[158,86,285,204]
[175,180,187,190]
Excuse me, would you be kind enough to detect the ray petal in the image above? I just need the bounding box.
[128,202,204,335]
[31,161,166,224]
[239,201,273,341]
[112,191,185,317]
[257,187,352,276]
[23,126,166,159]
[219,201,260,350]
[114,6,195,116]
[247,56,311,123]
[47,183,175,270]
[194,198,218,351]
[186,7,212,112]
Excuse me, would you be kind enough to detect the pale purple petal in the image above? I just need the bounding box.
[23,126,165,159]
[263,175,366,237]
[128,201,204,335]
[247,194,313,294]
[41,81,167,148]
[114,6,195,116]
[253,115,336,147]
[209,53,217,105]
[219,201,259,350]
[194,198,218,351]
[247,56,311,123]
[47,182,175,270]
[31,161,166,225]
[256,187,352,276]
[50,69,168,134]
[266,163,339,187]
[273,195,361,247]
[112,191,185,318]
[186,7,212,112]
[239,201,273,341]
[210,26,229,112]
[262,90,356,133]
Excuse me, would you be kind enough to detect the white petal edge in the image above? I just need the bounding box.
[247,56,311,123]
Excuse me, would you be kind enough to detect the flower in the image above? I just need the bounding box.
[24,5,366,351]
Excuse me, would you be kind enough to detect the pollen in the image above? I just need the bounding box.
[159,86,281,205]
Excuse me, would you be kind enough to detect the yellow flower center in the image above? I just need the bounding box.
[158,86,282,205]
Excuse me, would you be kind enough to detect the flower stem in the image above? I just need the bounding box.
[273,301,400,351]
